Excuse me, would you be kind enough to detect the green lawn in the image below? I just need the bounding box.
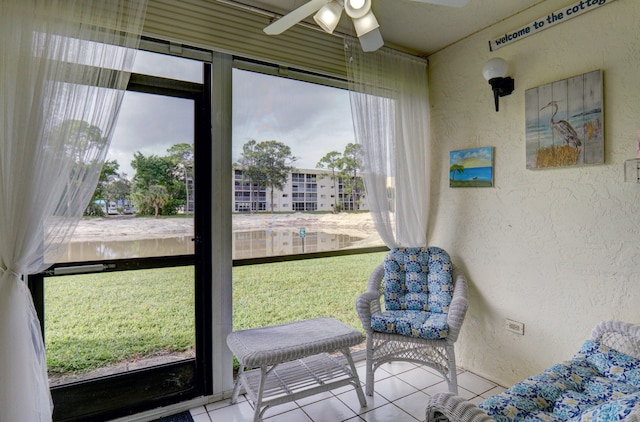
[45,252,385,376]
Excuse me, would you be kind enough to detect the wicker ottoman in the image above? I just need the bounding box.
[227,317,367,421]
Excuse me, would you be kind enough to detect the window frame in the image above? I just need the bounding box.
[27,38,389,421]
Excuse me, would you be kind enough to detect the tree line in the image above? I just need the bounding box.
[315,142,364,212]
[77,117,362,216]
[87,142,193,217]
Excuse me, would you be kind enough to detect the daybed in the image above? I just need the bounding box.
[427,320,640,422]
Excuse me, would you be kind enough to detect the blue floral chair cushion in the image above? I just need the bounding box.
[370,247,453,340]
[574,393,640,421]
[477,340,640,422]
[584,343,640,387]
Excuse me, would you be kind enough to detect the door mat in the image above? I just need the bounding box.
[152,410,194,422]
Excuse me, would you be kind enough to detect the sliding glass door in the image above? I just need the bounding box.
[29,52,212,421]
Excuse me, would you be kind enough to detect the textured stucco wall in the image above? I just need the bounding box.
[427,0,640,387]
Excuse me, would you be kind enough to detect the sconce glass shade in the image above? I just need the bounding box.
[313,1,343,34]
[483,57,509,81]
[352,10,379,37]
[359,27,384,52]
[345,0,371,19]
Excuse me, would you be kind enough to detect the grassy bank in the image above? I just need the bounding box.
[45,252,385,375]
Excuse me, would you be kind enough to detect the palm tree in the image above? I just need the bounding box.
[450,164,465,181]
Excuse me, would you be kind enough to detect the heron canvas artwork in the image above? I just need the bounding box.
[525,70,603,169]
[449,146,494,188]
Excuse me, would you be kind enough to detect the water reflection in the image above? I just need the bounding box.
[60,236,195,262]
[60,230,363,262]
[234,230,363,259]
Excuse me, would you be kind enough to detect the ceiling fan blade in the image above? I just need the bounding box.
[408,0,470,7]
[264,0,332,35]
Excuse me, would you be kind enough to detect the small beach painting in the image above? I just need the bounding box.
[449,147,494,188]
[525,70,603,169]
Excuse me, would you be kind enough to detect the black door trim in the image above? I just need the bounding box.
[28,64,213,422]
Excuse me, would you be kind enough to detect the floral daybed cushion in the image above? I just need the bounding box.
[478,340,640,421]
[370,247,453,340]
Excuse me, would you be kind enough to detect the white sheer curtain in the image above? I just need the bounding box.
[345,38,431,248]
[0,1,147,420]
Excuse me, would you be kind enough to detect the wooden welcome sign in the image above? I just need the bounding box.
[489,0,617,51]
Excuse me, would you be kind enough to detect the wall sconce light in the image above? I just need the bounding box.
[482,57,514,112]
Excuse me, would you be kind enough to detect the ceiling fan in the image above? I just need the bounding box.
[263,0,471,52]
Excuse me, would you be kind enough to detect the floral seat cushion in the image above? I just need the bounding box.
[478,340,640,422]
[370,247,453,340]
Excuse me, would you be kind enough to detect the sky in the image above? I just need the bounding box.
[450,146,493,168]
[108,51,355,178]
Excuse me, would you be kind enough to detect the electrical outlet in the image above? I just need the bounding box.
[506,319,525,335]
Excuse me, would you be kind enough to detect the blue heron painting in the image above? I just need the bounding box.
[525,70,603,169]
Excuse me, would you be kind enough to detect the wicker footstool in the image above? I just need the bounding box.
[227,317,367,421]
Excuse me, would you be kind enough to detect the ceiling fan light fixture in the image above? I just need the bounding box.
[313,0,343,34]
[358,27,384,52]
[352,10,379,37]
[344,0,371,19]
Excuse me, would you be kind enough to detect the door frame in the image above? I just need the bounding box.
[28,64,213,422]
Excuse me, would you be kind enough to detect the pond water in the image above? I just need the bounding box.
[59,229,365,262]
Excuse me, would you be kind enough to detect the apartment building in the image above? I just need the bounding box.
[233,167,369,213]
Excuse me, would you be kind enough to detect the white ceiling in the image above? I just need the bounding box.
[226,0,544,55]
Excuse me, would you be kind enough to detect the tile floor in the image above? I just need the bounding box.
[188,360,505,422]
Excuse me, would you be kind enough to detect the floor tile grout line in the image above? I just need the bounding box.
[202,366,502,422]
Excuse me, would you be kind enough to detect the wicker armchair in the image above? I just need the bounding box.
[426,320,640,422]
[356,247,469,396]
